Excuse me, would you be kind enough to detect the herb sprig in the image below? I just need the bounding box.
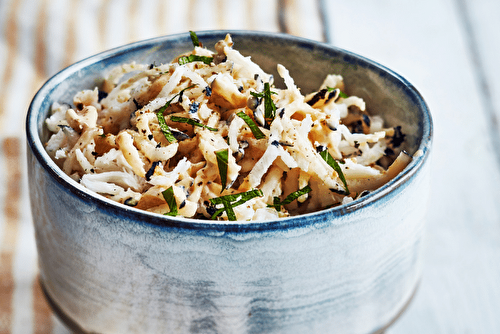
[319,149,350,194]
[236,111,265,139]
[268,185,312,211]
[156,110,176,143]
[215,149,229,192]
[162,186,178,216]
[178,54,213,65]
[189,30,201,47]
[176,31,213,65]
[170,116,218,132]
[209,189,264,221]
[250,82,277,127]
[156,85,196,143]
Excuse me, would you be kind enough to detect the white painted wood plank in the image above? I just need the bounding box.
[161,0,192,35]
[324,0,500,332]
[73,0,102,62]
[11,194,37,334]
[0,0,14,85]
[2,0,39,137]
[281,0,324,41]
[248,0,280,32]
[100,0,133,52]
[45,0,71,76]
[460,0,500,159]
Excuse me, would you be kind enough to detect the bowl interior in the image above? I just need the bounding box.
[27,30,432,227]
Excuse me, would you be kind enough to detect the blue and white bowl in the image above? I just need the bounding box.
[26,31,432,334]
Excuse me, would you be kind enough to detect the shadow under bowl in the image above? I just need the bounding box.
[26,30,432,334]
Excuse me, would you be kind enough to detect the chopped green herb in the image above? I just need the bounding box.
[156,110,177,143]
[268,185,312,211]
[236,111,265,139]
[178,54,213,65]
[189,30,201,47]
[319,150,350,194]
[162,186,178,216]
[215,149,229,192]
[250,82,277,126]
[170,116,218,131]
[209,189,264,221]
[156,85,196,143]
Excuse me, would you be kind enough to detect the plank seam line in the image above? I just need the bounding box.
[277,0,288,34]
[317,0,331,44]
[455,0,500,168]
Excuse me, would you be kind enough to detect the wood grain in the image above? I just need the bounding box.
[458,0,500,166]
[0,138,22,334]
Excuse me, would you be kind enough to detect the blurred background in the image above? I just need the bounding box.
[1,0,499,333]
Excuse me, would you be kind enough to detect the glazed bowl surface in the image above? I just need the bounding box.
[26,30,432,334]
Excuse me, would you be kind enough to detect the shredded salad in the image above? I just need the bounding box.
[45,32,410,221]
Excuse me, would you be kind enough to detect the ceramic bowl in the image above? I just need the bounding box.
[26,31,432,334]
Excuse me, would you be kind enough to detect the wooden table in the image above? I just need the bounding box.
[0,0,499,332]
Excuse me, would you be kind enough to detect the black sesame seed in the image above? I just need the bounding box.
[145,161,161,181]
[98,90,108,102]
[306,89,328,106]
[206,205,217,217]
[358,190,370,198]
[172,130,190,141]
[124,197,138,206]
[329,188,348,195]
[362,114,371,127]
[384,147,395,156]
[133,98,142,110]
[203,86,212,97]
[189,101,200,114]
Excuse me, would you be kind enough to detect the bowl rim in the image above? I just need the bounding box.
[26,30,433,232]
